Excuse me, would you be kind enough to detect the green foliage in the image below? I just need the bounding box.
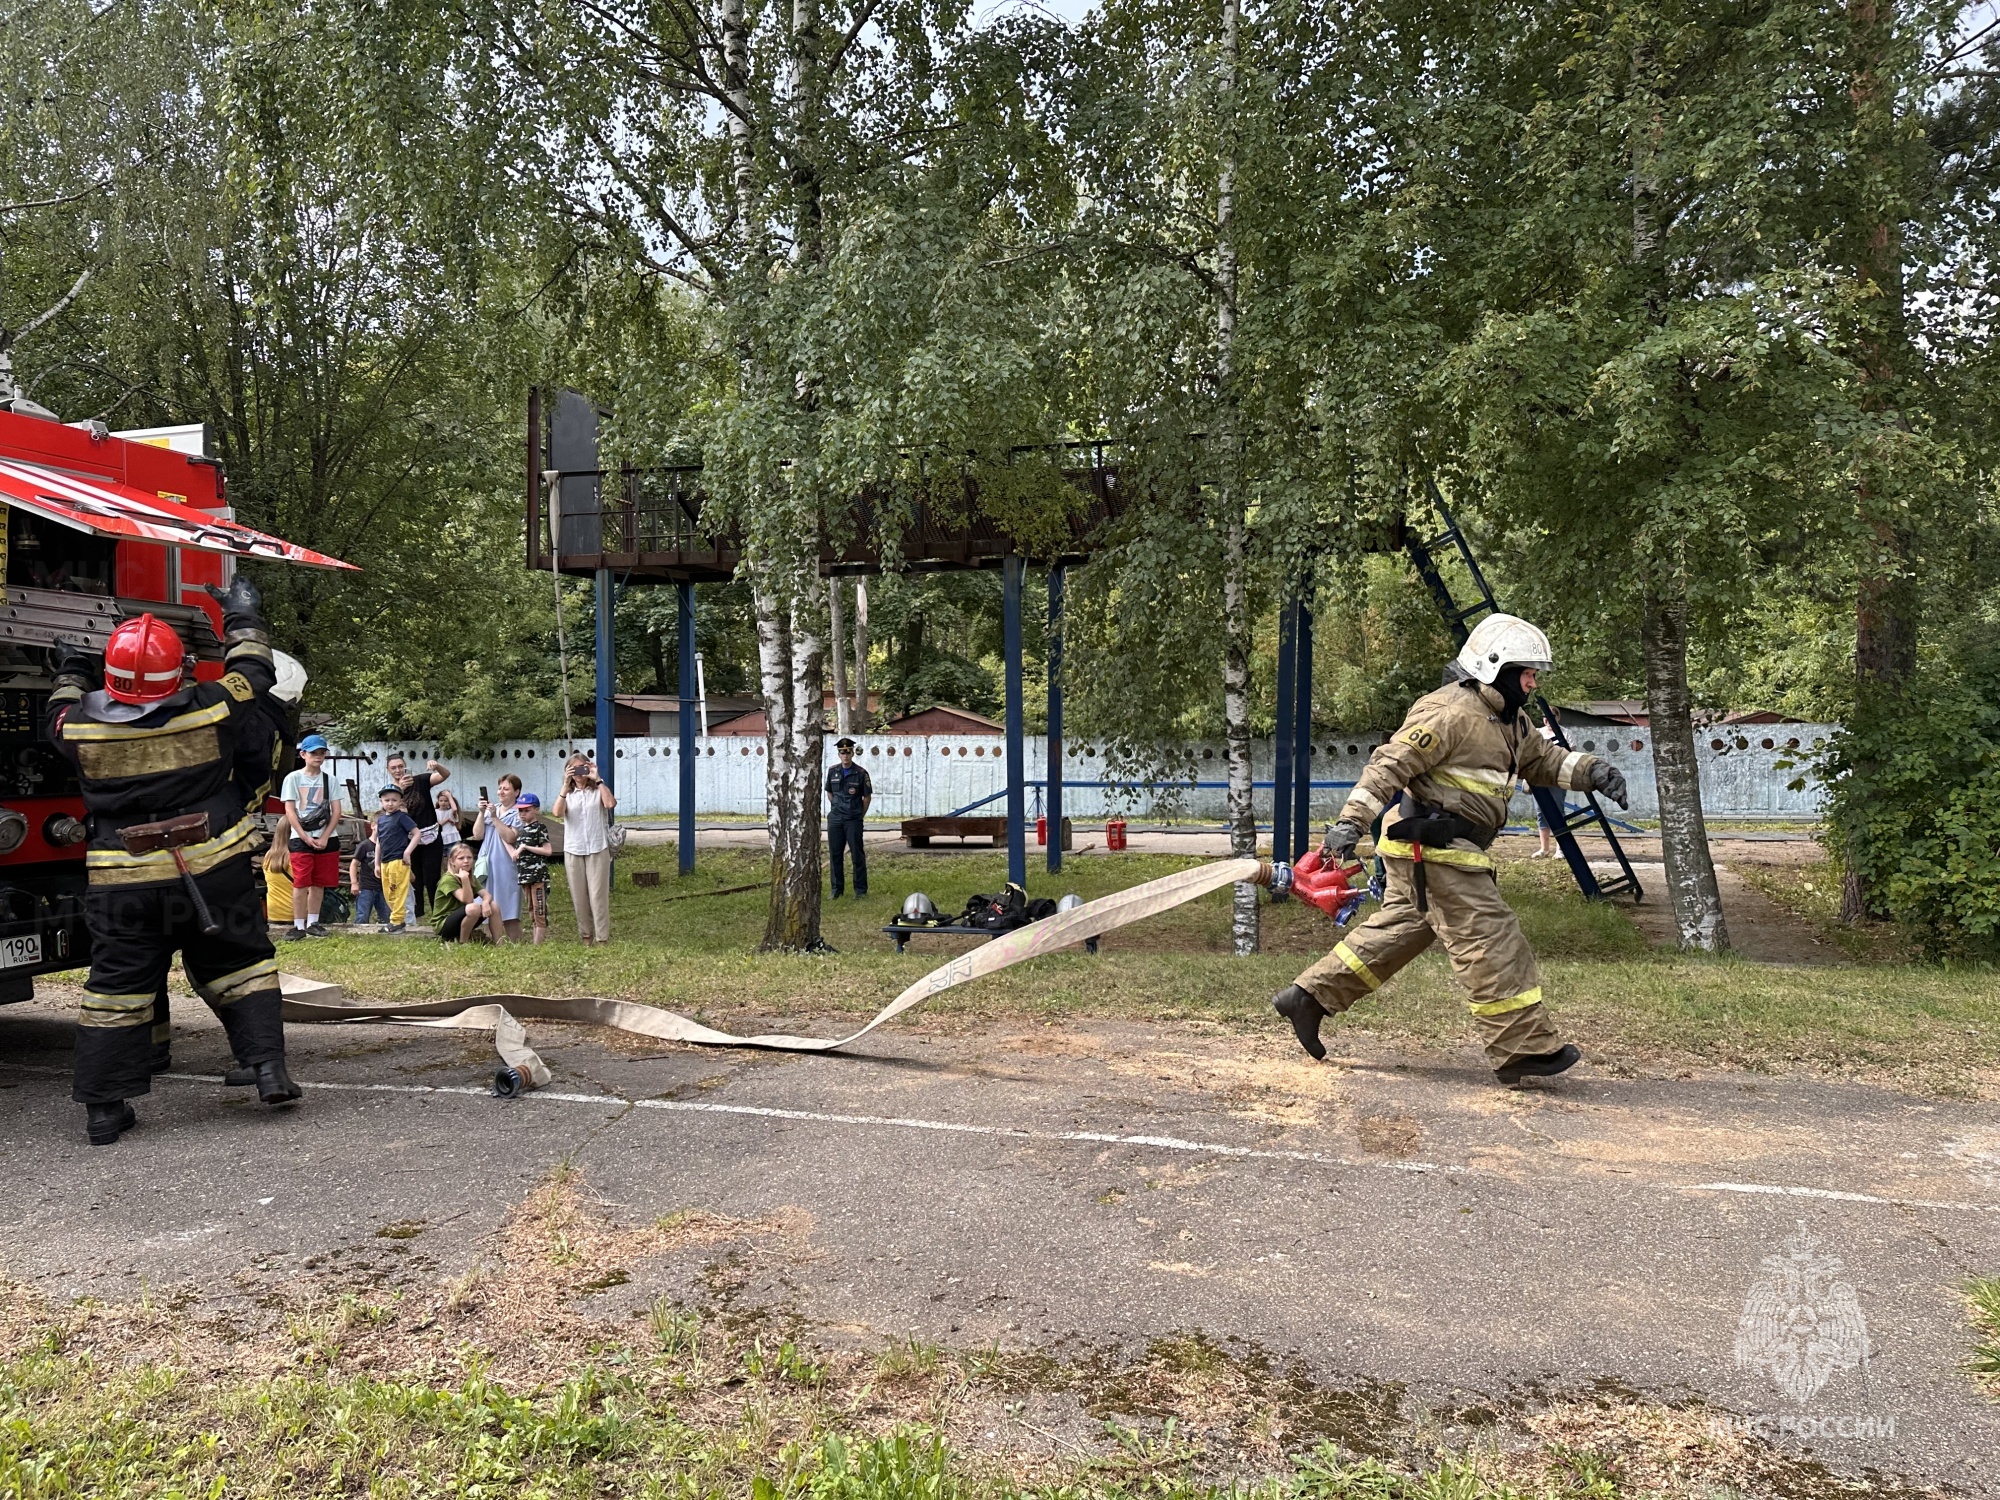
[1968,1276,2000,1384]
[1314,558,1459,733]
[1819,619,2000,958]
[12,3,571,748]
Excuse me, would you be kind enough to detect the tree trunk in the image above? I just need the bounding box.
[757,559,827,950]
[1216,0,1257,955]
[850,577,869,728]
[719,0,755,232]
[1843,0,1913,922]
[1848,0,1914,700]
[650,628,670,694]
[1642,581,1728,952]
[828,575,851,735]
[1222,511,1258,953]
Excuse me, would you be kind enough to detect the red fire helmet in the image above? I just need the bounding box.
[103,613,187,704]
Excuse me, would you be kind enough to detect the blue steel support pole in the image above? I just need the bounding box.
[677,581,696,875]
[595,568,616,791]
[1046,564,1065,876]
[1293,594,1314,858]
[1003,555,1026,888]
[1273,598,1297,874]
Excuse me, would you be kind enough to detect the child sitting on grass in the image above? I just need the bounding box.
[430,841,496,943]
[513,792,556,945]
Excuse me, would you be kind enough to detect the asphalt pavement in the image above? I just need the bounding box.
[2,987,1996,1491]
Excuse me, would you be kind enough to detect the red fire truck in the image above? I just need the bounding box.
[0,408,351,1004]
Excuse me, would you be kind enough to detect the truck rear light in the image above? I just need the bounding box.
[42,813,86,848]
[0,810,26,855]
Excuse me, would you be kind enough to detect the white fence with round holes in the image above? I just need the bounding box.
[332,725,1838,823]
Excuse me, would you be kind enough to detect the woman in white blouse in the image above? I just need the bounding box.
[547,752,618,943]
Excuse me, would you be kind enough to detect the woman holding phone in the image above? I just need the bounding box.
[547,752,617,944]
[470,773,525,944]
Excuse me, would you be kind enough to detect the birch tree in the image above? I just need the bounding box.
[1413,0,1885,950]
[353,0,1076,947]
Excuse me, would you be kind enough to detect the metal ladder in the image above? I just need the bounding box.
[1403,477,1644,903]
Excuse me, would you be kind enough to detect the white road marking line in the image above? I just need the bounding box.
[9,1062,1999,1216]
[1686,1181,2000,1215]
[152,1071,1453,1173]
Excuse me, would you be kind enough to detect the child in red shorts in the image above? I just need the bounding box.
[280,734,344,939]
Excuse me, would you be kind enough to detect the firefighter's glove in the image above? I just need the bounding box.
[206,575,263,627]
[51,637,98,685]
[1588,759,1630,810]
[1323,818,1365,863]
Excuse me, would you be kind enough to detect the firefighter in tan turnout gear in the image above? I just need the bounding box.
[1271,615,1629,1085]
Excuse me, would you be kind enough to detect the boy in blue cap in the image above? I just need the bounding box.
[280,733,343,938]
[373,785,419,932]
[513,792,556,944]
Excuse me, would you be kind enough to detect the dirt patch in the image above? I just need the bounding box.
[1354,1108,1422,1158]
[1,1169,812,1391]
[1103,1044,1344,1128]
[1615,862,1841,965]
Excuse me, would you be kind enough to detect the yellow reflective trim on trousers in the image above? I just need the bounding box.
[79,992,156,1028]
[1467,987,1543,1017]
[86,815,256,886]
[199,957,278,1004]
[1374,836,1496,873]
[1331,940,1382,992]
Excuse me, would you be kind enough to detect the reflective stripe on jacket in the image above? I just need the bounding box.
[1338,680,1599,839]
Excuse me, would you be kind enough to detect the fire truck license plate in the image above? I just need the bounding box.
[0,935,41,968]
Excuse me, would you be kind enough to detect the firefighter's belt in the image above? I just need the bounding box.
[1382,810,1498,913]
[1374,837,1496,873]
[88,814,256,885]
[1385,811,1497,852]
[276,859,1268,1081]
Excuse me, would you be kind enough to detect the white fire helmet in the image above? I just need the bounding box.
[271,648,309,705]
[1454,614,1553,685]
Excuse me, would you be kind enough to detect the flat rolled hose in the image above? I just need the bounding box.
[280,858,1267,1090]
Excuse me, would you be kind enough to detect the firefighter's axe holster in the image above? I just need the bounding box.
[119,812,223,936]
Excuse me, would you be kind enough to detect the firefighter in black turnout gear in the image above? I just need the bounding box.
[47,575,301,1146]
[825,737,872,898]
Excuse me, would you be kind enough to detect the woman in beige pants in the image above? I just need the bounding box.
[548,753,618,944]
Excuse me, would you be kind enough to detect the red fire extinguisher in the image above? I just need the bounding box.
[1036,816,1048,846]
[1106,818,1128,851]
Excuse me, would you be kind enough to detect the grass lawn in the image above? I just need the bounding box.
[275,844,2000,1095]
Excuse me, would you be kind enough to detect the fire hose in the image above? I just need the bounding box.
[273,855,1371,1095]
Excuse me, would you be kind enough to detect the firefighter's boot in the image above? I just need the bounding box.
[1271,984,1327,1061]
[86,1101,136,1146]
[251,1058,302,1106]
[1494,1043,1581,1087]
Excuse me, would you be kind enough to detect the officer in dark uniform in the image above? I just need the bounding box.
[825,737,872,899]
[47,575,301,1146]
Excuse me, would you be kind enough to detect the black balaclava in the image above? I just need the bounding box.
[1494,664,1533,716]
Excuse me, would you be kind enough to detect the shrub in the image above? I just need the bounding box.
[1817,631,2000,959]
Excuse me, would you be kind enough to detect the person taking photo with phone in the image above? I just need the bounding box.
[547,752,617,944]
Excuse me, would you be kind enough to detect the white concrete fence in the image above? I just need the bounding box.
[332,724,1837,824]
